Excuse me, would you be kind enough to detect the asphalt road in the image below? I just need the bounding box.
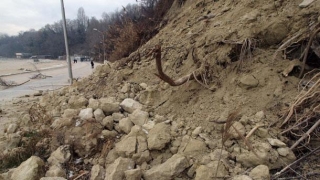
[0,62,95,101]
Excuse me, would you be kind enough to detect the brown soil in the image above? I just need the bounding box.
[1,0,320,179]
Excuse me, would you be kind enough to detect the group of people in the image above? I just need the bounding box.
[73,58,94,69]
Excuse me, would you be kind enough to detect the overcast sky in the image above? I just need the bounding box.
[0,0,137,36]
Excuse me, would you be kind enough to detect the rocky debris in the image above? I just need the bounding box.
[62,109,79,118]
[10,156,45,180]
[147,122,171,150]
[125,168,142,180]
[112,112,124,122]
[45,164,67,178]
[90,165,105,180]
[178,135,208,155]
[105,157,135,180]
[129,109,149,126]
[115,134,137,157]
[47,145,71,165]
[120,98,143,113]
[239,74,259,89]
[78,108,93,120]
[102,116,114,130]
[88,98,100,110]
[267,138,286,147]
[51,117,74,129]
[6,123,18,134]
[119,117,133,134]
[277,147,290,156]
[68,96,88,109]
[143,154,189,180]
[299,0,314,8]
[249,165,270,180]
[195,161,228,180]
[94,108,106,122]
[99,97,119,115]
[229,122,246,139]
[6,133,21,150]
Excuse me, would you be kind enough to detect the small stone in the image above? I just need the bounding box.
[277,147,290,156]
[267,138,286,147]
[79,108,93,120]
[191,127,202,138]
[119,118,134,134]
[6,123,18,134]
[255,128,268,138]
[239,74,259,89]
[299,0,314,8]
[249,165,270,180]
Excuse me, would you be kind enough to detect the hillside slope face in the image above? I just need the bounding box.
[1,0,320,179]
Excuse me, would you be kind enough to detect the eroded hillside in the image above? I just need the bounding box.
[1,0,320,179]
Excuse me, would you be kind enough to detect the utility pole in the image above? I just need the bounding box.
[60,0,73,84]
[93,28,106,62]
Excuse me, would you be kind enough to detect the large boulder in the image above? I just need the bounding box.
[105,157,135,180]
[120,98,142,113]
[99,97,119,115]
[147,122,171,150]
[143,154,189,180]
[11,156,45,180]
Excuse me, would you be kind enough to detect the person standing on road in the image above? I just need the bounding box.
[91,60,94,69]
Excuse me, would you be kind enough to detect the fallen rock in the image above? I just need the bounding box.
[62,109,79,118]
[94,108,105,122]
[6,123,18,134]
[299,0,314,8]
[51,118,74,129]
[105,157,135,180]
[79,108,93,120]
[68,96,88,109]
[129,109,149,126]
[229,122,246,139]
[11,156,45,180]
[143,154,189,180]
[267,138,286,147]
[101,130,118,139]
[6,133,21,150]
[191,127,202,138]
[99,97,119,115]
[102,116,114,130]
[195,161,228,180]
[88,98,100,110]
[90,164,105,180]
[47,145,71,165]
[112,113,125,122]
[147,122,171,150]
[119,118,133,134]
[120,98,143,113]
[124,168,142,180]
[277,147,290,156]
[249,165,270,180]
[178,135,208,155]
[239,75,259,89]
[45,164,66,178]
[115,135,137,157]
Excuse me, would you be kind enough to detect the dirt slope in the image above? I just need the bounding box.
[1,0,320,179]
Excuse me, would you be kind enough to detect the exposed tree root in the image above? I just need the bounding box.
[152,44,211,87]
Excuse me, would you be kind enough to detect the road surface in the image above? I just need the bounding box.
[0,61,95,101]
